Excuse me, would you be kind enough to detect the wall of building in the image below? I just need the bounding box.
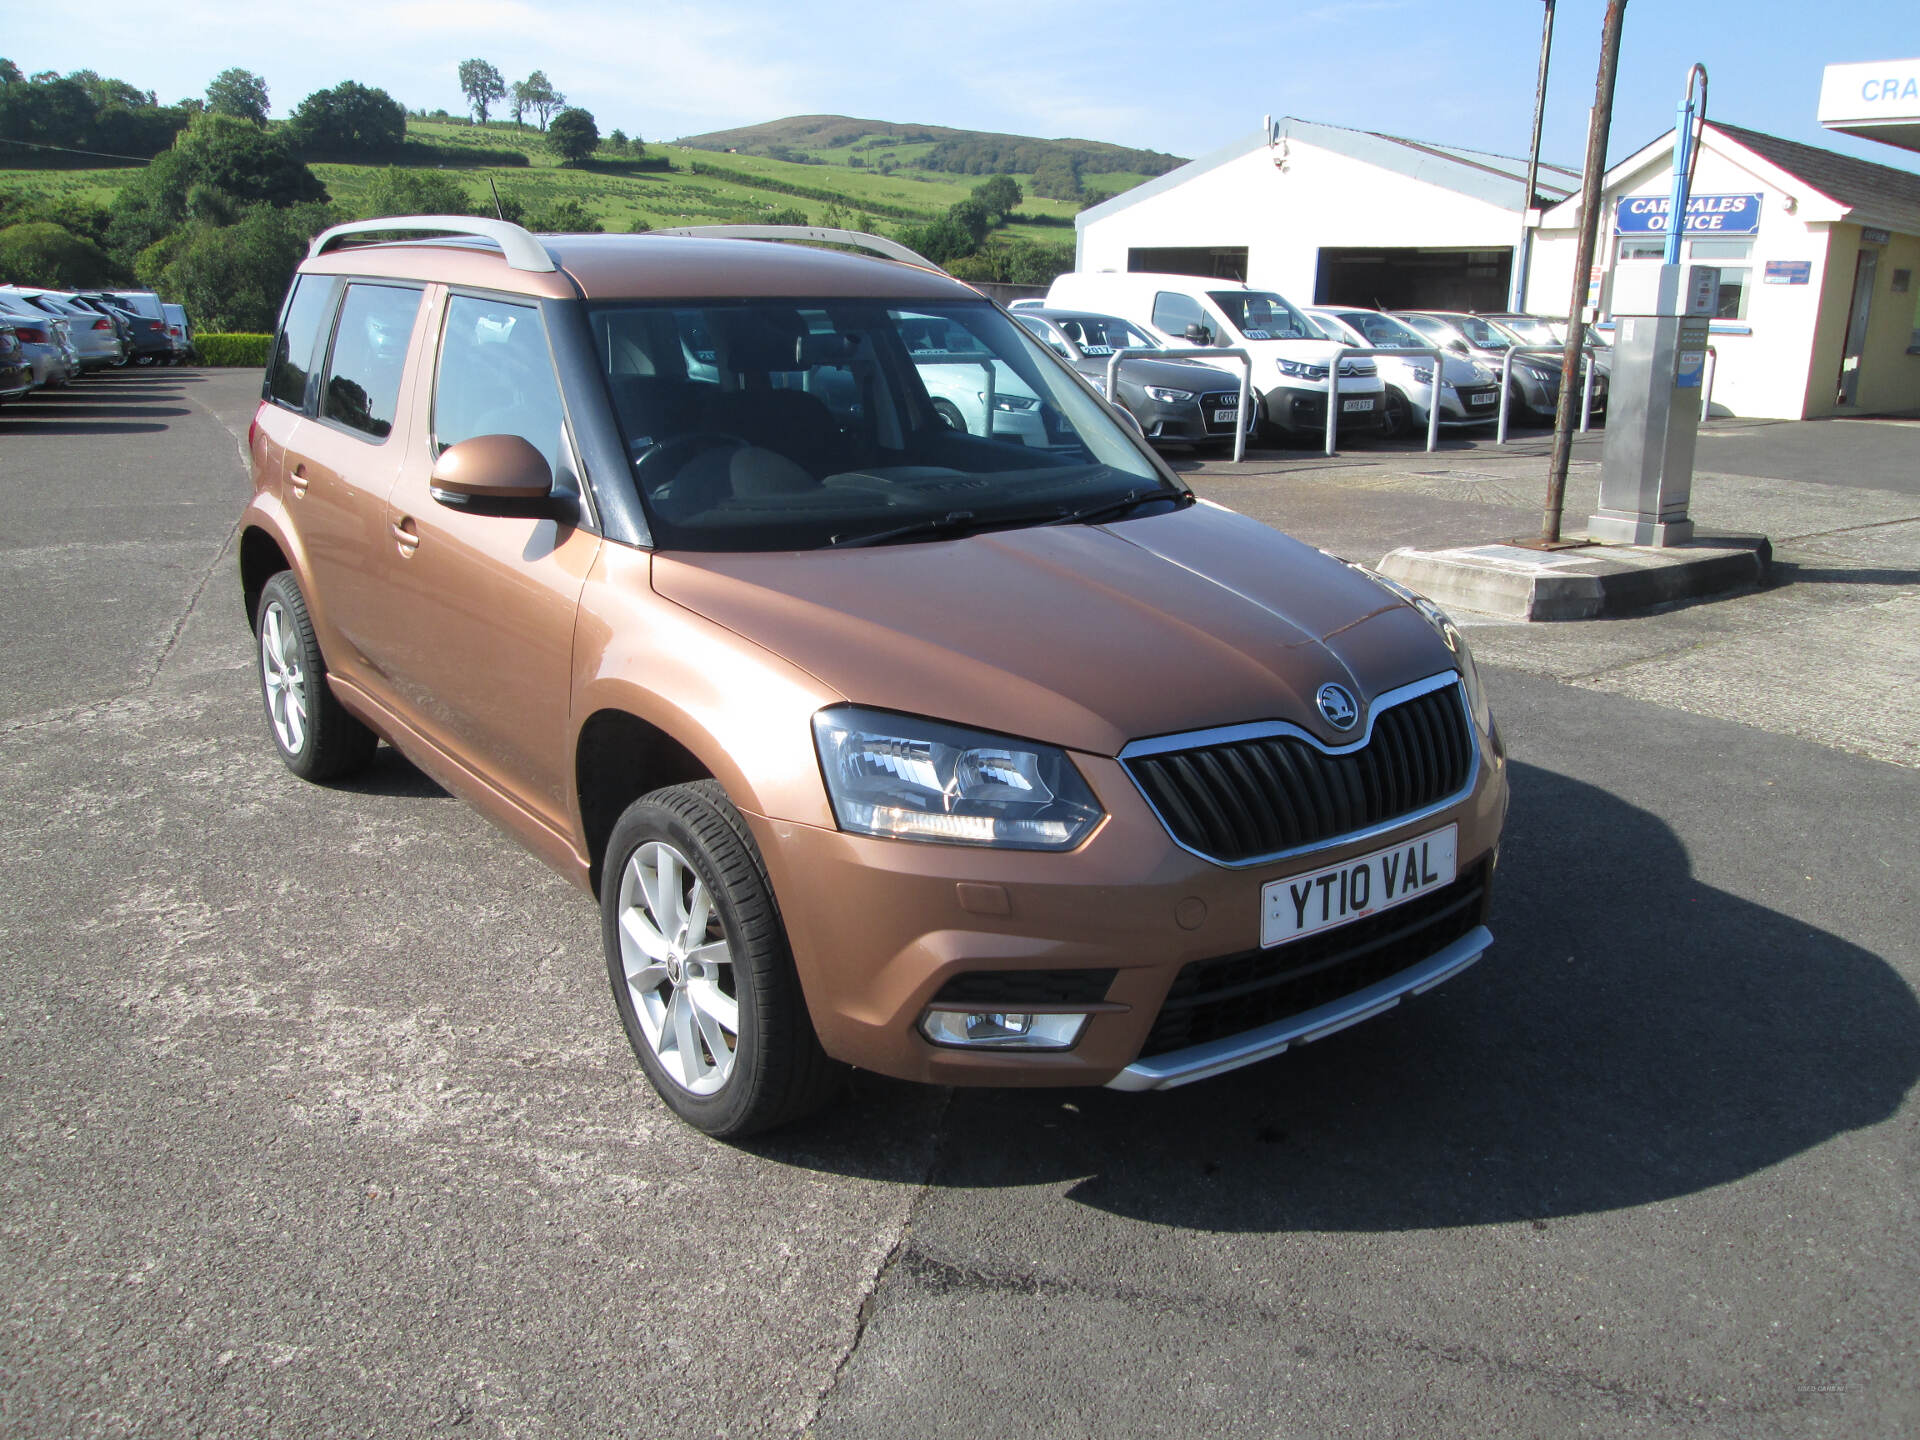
[1807,225,1920,417]
[1077,136,1521,307]
[1526,143,1841,420]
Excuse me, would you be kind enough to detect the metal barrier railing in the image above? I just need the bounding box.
[1323,347,1446,456]
[1105,348,1255,463]
[1700,344,1717,421]
[1497,346,1596,444]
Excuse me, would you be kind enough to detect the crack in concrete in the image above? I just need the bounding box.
[140,380,255,692]
[879,1244,1770,1425]
[789,1087,955,1439]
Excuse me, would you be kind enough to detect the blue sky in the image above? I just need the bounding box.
[10,0,1918,174]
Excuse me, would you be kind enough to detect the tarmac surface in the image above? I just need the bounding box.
[2,370,1916,1438]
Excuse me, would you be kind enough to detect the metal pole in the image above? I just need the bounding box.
[1663,66,1708,267]
[1512,0,1557,311]
[1427,353,1442,452]
[1324,349,1343,457]
[1498,351,1515,445]
[1235,366,1250,463]
[1700,344,1717,422]
[1579,351,1594,432]
[1542,0,1627,544]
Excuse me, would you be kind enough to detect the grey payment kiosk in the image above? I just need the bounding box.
[1588,264,1718,546]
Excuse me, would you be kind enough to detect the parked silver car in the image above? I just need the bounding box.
[0,292,77,388]
[3,288,126,372]
[1305,307,1501,436]
[162,303,194,364]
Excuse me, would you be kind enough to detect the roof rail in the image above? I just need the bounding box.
[307,216,556,273]
[646,225,939,271]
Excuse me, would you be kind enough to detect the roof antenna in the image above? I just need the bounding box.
[488,175,506,221]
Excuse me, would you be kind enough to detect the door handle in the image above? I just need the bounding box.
[288,464,309,497]
[392,516,420,554]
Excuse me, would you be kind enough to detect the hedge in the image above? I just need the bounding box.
[194,333,273,367]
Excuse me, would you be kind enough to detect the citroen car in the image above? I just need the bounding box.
[240,218,1507,1137]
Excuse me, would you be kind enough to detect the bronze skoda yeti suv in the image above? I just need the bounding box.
[240,217,1508,1137]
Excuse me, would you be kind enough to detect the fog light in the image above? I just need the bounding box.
[920,1010,1089,1050]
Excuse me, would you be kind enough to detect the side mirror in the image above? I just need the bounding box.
[1449,340,1470,356]
[1183,323,1214,345]
[430,434,553,503]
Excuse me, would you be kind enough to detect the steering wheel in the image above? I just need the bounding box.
[632,432,751,516]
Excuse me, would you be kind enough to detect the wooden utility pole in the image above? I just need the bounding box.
[1542,0,1627,544]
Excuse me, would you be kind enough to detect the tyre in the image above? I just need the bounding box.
[1379,387,1411,440]
[602,780,841,1138]
[931,397,968,433]
[254,571,378,782]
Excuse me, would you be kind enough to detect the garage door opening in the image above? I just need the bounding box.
[1315,247,1513,311]
[1128,246,1249,281]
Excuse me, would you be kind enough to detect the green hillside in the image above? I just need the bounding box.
[0,102,1185,328]
[1,115,1167,246]
[677,113,1184,185]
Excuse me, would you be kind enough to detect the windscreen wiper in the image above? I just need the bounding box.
[827,489,1191,549]
[1050,488,1192,527]
[827,510,983,548]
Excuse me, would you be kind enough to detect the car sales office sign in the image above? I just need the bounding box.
[1615,193,1763,236]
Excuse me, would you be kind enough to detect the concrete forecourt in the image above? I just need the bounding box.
[1,369,1916,1437]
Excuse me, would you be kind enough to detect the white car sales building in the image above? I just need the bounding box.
[1074,117,1577,316]
[1076,114,1919,421]
[1523,121,1920,419]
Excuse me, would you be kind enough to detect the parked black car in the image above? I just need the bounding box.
[1012,307,1255,448]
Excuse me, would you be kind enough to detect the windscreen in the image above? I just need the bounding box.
[1334,311,1428,350]
[1207,291,1315,341]
[1051,314,1157,355]
[1450,315,1515,350]
[1497,315,1559,346]
[587,298,1168,552]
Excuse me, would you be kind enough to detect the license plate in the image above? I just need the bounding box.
[1212,408,1239,423]
[1342,398,1374,413]
[1468,390,1497,406]
[1260,824,1458,949]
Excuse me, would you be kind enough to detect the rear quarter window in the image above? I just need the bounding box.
[266,276,337,411]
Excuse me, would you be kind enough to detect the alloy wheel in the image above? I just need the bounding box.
[259,599,308,754]
[616,841,739,1095]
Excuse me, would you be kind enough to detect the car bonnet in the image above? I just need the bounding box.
[648,501,1448,757]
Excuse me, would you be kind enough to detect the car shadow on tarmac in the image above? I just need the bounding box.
[764,760,1919,1230]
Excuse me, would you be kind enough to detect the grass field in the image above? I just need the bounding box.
[2,117,1147,245]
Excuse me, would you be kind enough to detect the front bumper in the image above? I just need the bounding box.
[1132,385,1253,443]
[747,722,1507,1088]
[1265,384,1384,435]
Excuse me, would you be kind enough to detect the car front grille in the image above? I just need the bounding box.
[1122,681,1473,865]
[1138,861,1488,1057]
[1199,391,1242,433]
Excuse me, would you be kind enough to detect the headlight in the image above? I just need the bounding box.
[1411,365,1434,385]
[1352,568,1491,731]
[985,393,1039,411]
[1277,358,1330,381]
[1144,385,1193,403]
[812,707,1104,850]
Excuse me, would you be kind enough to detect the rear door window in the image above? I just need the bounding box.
[267,275,338,411]
[319,283,423,441]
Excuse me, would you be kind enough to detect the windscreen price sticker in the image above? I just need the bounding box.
[1261,824,1458,948]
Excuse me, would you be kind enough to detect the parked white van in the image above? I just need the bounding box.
[1043,272,1385,442]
